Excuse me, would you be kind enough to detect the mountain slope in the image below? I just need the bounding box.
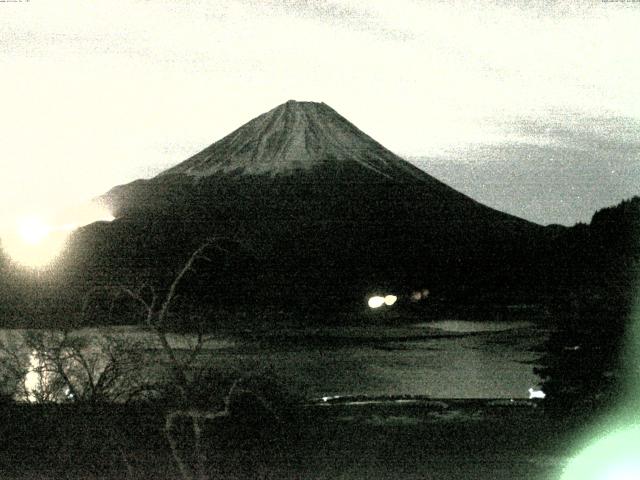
[66,100,548,316]
[104,100,534,231]
[159,100,427,180]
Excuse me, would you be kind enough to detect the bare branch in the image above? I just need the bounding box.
[121,287,152,314]
[184,331,205,370]
[157,238,223,329]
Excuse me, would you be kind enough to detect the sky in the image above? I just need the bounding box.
[1,0,639,228]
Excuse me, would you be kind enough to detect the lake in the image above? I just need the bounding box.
[0,320,551,402]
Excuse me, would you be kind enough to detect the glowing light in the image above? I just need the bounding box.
[0,203,114,268]
[410,288,429,302]
[321,395,339,402]
[384,295,398,306]
[17,216,50,245]
[76,204,114,224]
[528,387,546,399]
[24,350,48,402]
[368,294,398,308]
[368,296,385,309]
[57,201,114,227]
[60,223,78,231]
[561,426,640,480]
[2,217,68,268]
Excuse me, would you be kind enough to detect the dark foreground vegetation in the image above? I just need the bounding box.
[0,400,578,480]
[0,197,637,479]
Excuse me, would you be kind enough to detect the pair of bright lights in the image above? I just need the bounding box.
[368,295,398,309]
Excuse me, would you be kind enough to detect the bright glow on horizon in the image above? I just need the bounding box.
[17,216,50,245]
[3,218,68,269]
[0,203,114,269]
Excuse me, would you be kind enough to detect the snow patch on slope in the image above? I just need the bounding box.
[159,100,426,180]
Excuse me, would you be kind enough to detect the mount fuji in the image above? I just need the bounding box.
[67,100,547,315]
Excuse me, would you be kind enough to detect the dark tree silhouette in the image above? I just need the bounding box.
[536,197,640,414]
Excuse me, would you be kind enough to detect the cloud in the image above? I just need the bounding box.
[409,114,640,226]
[501,113,640,151]
[241,0,414,41]
[0,1,638,227]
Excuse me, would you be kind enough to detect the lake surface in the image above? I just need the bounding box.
[0,320,550,401]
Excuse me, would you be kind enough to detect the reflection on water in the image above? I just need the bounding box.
[426,320,534,333]
[1,320,549,402]
[19,349,75,403]
[24,350,45,402]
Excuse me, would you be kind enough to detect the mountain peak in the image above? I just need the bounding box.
[284,98,323,105]
[158,100,427,180]
[282,99,329,109]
